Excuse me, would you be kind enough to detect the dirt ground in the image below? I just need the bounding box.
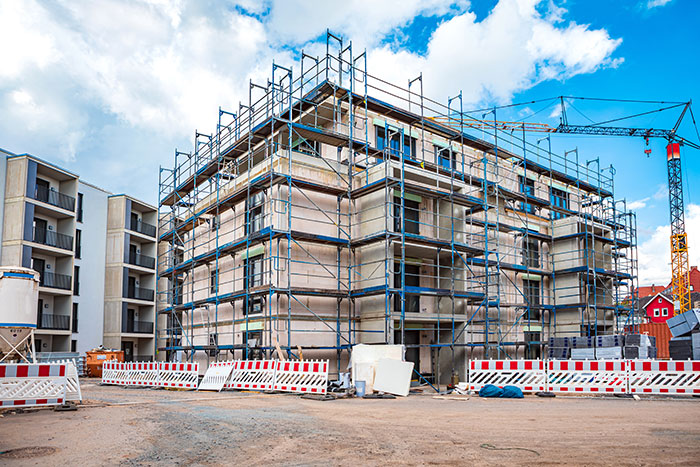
[1,380,700,466]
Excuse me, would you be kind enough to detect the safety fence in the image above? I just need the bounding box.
[0,363,68,409]
[465,359,700,396]
[101,361,199,389]
[198,359,329,394]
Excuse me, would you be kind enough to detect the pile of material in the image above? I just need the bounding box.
[350,344,414,397]
[667,309,700,360]
[547,334,656,360]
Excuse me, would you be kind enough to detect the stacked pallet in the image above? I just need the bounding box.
[667,310,700,360]
[547,334,656,360]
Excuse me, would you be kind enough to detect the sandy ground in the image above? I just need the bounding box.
[1,380,700,466]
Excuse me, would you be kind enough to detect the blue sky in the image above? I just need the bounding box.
[0,0,698,285]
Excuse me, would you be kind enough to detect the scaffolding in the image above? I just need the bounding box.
[156,32,638,383]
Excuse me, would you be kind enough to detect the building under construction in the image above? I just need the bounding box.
[156,34,638,384]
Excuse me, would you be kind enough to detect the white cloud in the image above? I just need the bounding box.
[652,184,668,201]
[265,0,470,47]
[638,203,700,285]
[0,0,624,200]
[366,0,622,107]
[628,197,650,210]
[646,0,672,9]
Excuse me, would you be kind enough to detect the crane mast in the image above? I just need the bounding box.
[667,143,691,315]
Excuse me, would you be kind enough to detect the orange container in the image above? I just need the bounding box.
[85,350,124,377]
[637,323,672,359]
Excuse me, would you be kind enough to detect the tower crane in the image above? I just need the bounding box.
[554,98,698,315]
[432,97,699,315]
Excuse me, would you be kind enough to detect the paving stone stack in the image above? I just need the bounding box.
[547,333,657,360]
[547,337,571,359]
[623,334,657,359]
[666,309,700,360]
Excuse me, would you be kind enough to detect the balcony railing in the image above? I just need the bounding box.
[130,219,157,238]
[37,313,70,330]
[126,355,153,362]
[126,286,154,301]
[39,272,72,290]
[32,227,73,251]
[122,320,154,334]
[128,252,155,269]
[34,185,76,212]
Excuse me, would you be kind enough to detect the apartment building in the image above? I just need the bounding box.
[157,41,637,382]
[0,149,157,360]
[104,195,158,362]
[0,152,79,353]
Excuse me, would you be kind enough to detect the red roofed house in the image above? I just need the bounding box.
[641,293,674,323]
[636,284,668,298]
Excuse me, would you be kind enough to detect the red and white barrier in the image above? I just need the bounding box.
[226,360,276,391]
[102,361,129,385]
[466,359,700,396]
[467,360,546,393]
[273,360,328,394]
[49,359,82,402]
[547,360,628,394]
[158,362,199,389]
[0,363,67,408]
[628,360,700,395]
[130,362,161,387]
[102,361,199,390]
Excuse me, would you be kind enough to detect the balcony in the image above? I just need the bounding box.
[128,251,155,269]
[130,219,157,238]
[122,320,154,334]
[34,185,76,212]
[39,272,72,291]
[126,286,154,302]
[32,227,73,251]
[37,313,70,330]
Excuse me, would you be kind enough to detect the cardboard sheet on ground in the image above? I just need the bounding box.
[350,344,404,393]
[198,364,234,391]
[372,358,414,397]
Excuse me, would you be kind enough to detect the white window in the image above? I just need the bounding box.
[658,298,662,303]
[662,308,668,317]
[654,309,660,317]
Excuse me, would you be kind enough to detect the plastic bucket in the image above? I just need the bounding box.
[355,380,366,397]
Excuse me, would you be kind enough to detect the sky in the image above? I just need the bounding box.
[0,0,698,286]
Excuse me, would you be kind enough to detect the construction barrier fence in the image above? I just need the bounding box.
[0,363,68,409]
[465,359,700,395]
[101,361,199,389]
[198,359,329,394]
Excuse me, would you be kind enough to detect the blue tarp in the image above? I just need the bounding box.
[478,384,524,398]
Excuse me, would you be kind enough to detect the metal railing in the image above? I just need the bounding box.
[37,313,70,330]
[39,272,72,290]
[122,320,154,334]
[34,185,76,211]
[126,355,154,362]
[130,219,157,237]
[126,286,154,301]
[32,227,73,251]
[128,251,155,269]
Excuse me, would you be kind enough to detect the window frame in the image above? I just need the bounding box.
[210,267,218,295]
[75,229,82,259]
[376,125,416,160]
[73,265,80,296]
[77,193,84,222]
[550,187,569,220]
[518,176,536,214]
[393,195,420,235]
